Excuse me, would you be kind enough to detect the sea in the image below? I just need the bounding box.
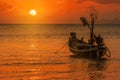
[0,24,120,80]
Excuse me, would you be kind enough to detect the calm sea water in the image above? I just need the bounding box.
[0,24,120,80]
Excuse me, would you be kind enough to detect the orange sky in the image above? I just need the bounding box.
[0,0,120,24]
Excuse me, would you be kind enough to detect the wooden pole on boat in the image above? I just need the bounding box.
[80,16,95,46]
[90,13,95,46]
[80,16,97,45]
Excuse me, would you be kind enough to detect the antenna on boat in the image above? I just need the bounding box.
[89,7,98,21]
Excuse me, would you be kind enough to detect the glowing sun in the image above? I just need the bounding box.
[29,9,37,16]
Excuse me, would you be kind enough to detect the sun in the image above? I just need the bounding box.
[29,9,37,16]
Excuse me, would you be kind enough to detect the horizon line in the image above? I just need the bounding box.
[0,23,120,25]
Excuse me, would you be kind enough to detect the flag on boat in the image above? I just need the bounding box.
[80,17,89,27]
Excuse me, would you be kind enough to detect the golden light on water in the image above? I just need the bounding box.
[29,9,37,16]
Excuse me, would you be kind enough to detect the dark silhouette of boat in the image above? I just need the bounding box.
[68,12,111,58]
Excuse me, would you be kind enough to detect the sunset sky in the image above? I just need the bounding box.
[0,0,120,24]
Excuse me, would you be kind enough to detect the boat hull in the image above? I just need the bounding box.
[68,40,106,58]
[68,32,108,58]
[69,47,105,58]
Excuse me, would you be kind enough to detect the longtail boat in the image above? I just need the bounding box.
[68,12,111,58]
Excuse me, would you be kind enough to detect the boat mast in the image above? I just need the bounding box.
[90,13,94,46]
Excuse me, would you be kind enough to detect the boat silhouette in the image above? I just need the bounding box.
[68,12,111,58]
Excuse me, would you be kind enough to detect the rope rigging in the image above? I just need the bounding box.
[54,41,68,53]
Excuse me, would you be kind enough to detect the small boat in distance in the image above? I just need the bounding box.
[68,12,111,58]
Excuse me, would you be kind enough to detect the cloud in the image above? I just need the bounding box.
[92,0,120,4]
[0,1,13,13]
[76,0,120,4]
